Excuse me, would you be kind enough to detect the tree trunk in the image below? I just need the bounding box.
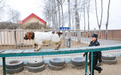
[105,27,108,39]
[60,0,64,27]
[83,0,86,37]
[87,0,90,37]
[99,26,101,39]
[95,0,103,38]
[58,1,61,28]
[75,0,80,42]
[105,0,110,39]
[57,0,64,27]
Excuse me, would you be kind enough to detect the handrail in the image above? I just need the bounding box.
[0,44,121,57]
[0,44,121,75]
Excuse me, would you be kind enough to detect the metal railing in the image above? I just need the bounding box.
[0,44,121,75]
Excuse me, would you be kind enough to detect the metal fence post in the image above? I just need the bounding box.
[2,57,6,75]
[85,53,88,75]
[91,52,93,75]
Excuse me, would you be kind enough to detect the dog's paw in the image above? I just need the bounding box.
[55,48,59,50]
[34,49,39,51]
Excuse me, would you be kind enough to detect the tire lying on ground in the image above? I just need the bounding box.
[6,66,24,74]
[102,54,116,60]
[27,60,44,67]
[49,58,65,66]
[71,64,85,69]
[27,64,45,72]
[102,59,117,64]
[6,60,24,69]
[6,60,24,74]
[48,63,65,70]
[71,57,85,66]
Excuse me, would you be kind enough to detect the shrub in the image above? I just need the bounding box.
[21,22,44,29]
[0,22,20,29]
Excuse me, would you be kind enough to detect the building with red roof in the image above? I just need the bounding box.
[22,13,46,27]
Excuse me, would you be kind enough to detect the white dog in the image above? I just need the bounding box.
[24,31,63,51]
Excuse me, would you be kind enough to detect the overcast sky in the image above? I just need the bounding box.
[4,0,44,21]
[1,0,121,30]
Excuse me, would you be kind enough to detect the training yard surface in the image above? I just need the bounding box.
[0,58,120,75]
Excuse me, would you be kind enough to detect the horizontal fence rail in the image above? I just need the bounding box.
[0,44,121,75]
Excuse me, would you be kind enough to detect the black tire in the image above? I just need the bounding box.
[71,64,85,69]
[49,58,65,66]
[27,60,44,67]
[6,66,24,74]
[48,63,65,70]
[6,60,24,69]
[102,59,117,64]
[71,57,85,66]
[27,64,45,72]
[102,54,116,60]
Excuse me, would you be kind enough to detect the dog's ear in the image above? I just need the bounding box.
[57,32,63,37]
[52,31,55,34]
[26,31,34,40]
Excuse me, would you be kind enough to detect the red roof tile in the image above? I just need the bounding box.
[17,21,22,24]
[22,13,46,24]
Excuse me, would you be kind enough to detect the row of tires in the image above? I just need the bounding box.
[6,54,117,74]
[6,57,85,74]
[102,54,117,64]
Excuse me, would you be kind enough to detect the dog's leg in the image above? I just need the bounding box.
[33,40,37,48]
[34,45,41,51]
[34,43,43,51]
[55,41,61,50]
[33,43,36,48]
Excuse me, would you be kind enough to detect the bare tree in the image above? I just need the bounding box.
[57,0,65,27]
[0,0,5,9]
[43,0,52,28]
[75,0,80,41]
[95,0,103,38]
[8,9,21,23]
[87,0,90,37]
[0,0,5,20]
[43,0,60,29]
[105,0,111,39]
[51,0,58,29]
[51,0,56,29]
[68,0,71,29]
[57,0,61,28]
[83,0,86,37]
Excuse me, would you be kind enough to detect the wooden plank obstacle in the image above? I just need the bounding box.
[0,44,121,75]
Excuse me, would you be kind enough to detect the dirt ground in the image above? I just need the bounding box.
[0,58,120,75]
